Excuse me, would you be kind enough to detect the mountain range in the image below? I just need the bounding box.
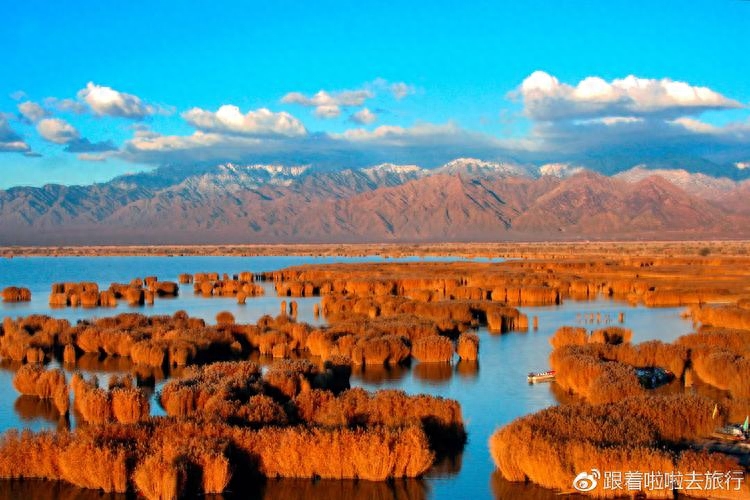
[1,158,749,245]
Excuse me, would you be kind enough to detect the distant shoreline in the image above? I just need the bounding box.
[2,240,749,258]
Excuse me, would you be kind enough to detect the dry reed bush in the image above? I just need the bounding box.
[611,340,688,376]
[1,286,31,302]
[0,429,129,493]
[549,326,588,349]
[151,281,179,297]
[0,315,70,362]
[691,347,750,398]
[264,359,320,399]
[0,416,433,494]
[677,327,750,356]
[62,343,77,364]
[675,450,749,499]
[354,335,411,366]
[71,374,112,424]
[230,424,433,480]
[159,361,263,418]
[293,387,465,453]
[550,344,644,404]
[490,394,720,497]
[456,332,478,361]
[133,451,187,500]
[693,304,750,331]
[111,388,150,424]
[216,311,235,325]
[411,336,454,363]
[12,365,69,415]
[589,326,632,345]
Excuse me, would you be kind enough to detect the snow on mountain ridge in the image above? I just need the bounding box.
[434,157,532,177]
[614,166,738,200]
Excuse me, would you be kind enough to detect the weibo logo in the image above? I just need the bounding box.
[572,469,600,492]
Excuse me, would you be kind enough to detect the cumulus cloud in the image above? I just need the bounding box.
[281,88,374,119]
[35,117,117,153]
[45,97,87,114]
[0,117,30,153]
[37,118,80,144]
[517,71,742,122]
[350,108,377,125]
[77,82,154,119]
[121,119,507,168]
[183,105,307,137]
[18,101,49,122]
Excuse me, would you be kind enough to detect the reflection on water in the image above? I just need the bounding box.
[351,363,410,385]
[14,395,67,430]
[0,256,698,500]
[455,360,479,379]
[413,362,453,385]
[427,454,464,478]
[244,477,429,500]
[490,471,587,500]
[0,479,127,500]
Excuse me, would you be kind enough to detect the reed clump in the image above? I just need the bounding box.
[489,394,724,497]
[72,373,150,424]
[411,336,454,363]
[12,364,69,415]
[456,332,479,361]
[1,286,31,302]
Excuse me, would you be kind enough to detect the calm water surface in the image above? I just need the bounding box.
[0,256,694,499]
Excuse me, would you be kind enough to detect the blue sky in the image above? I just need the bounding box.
[2,0,749,187]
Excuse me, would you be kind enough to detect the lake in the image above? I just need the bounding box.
[0,256,695,499]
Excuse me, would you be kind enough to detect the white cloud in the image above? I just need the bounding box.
[736,162,750,170]
[350,108,377,125]
[389,82,415,100]
[370,78,416,100]
[45,97,87,114]
[18,101,48,122]
[121,119,506,169]
[77,82,154,119]
[314,105,341,119]
[37,118,80,144]
[670,117,718,134]
[126,130,237,152]
[0,117,30,153]
[335,122,483,147]
[9,90,27,101]
[182,105,306,137]
[77,152,114,162]
[281,88,374,119]
[518,70,742,121]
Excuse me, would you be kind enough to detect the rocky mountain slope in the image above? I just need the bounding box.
[1,160,748,244]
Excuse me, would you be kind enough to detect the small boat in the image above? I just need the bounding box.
[527,370,556,383]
